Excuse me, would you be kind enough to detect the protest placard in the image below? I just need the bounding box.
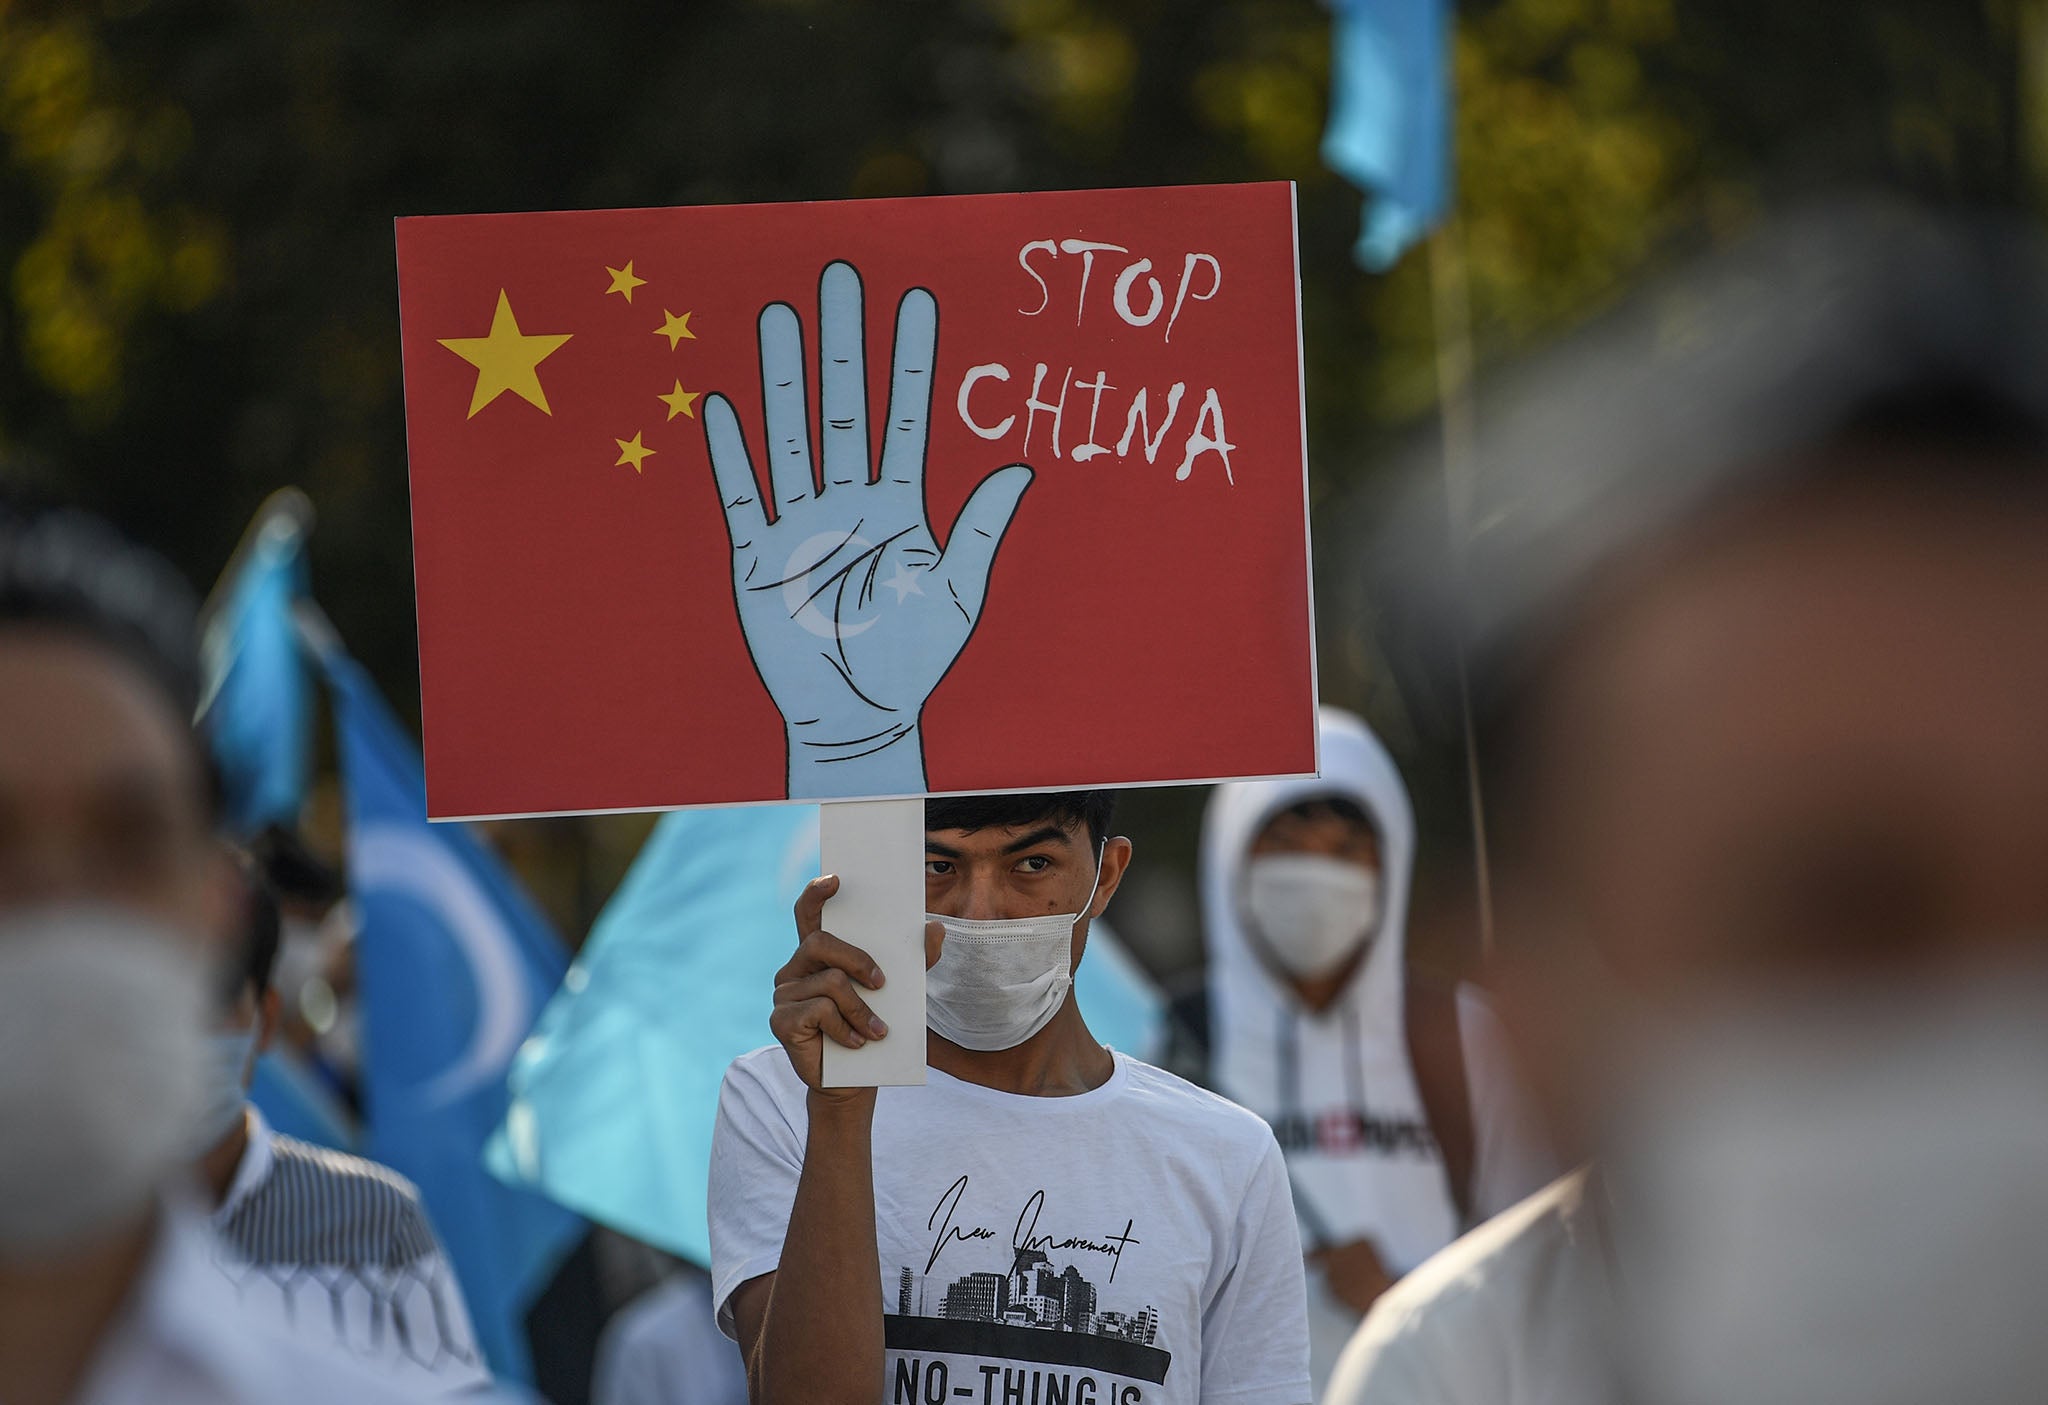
[397,183,1318,1080]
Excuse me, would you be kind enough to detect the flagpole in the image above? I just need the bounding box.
[1425,216,1496,959]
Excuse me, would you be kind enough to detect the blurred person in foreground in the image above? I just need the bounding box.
[591,1261,747,1405]
[0,503,458,1405]
[1325,201,2048,1405]
[195,858,490,1393]
[710,790,1312,1405]
[1196,706,1552,1394]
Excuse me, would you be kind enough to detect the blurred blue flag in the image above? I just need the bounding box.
[1322,0,1453,270]
[249,1048,355,1151]
[488,805,1167,1267]
[322,649,582,1383]
[200,495,312,837]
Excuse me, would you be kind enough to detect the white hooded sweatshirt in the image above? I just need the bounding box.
[1200,707,1554,1392]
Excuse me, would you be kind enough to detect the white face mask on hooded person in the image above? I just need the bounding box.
[926,849,1103,1052]
[1597,958,2048,1405]
[0,907,209,1255]
[1242,852,1381,980]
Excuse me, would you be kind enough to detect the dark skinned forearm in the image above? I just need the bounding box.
[753,1091,884,1405]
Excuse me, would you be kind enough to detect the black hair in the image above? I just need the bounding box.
[924,791,1117,854]
[249,823,346,909]
[225,848,284,1005]
[1276,795,1371,829]
[0,500,211,780]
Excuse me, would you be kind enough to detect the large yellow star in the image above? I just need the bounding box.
[437,291,572,418]
[604,261,645,302]
[614,430,656,474]
[654,309,695,349]
[657,380,701,421]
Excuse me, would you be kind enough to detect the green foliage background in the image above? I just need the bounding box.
[0,0,2030,973]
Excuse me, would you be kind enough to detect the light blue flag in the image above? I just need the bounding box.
[200,498,312,836]
[322,649,583,1383]
[1322,0,1453,270]
[488,805,1167,1267]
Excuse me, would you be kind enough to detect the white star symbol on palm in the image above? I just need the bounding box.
[882,562,925,604]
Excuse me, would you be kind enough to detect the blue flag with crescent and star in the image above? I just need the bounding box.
[485,803,1167,1268]
[323,649,582,1383]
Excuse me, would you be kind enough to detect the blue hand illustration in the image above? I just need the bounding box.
[704,261,1034,798]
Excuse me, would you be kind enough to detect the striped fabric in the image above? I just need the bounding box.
[212,1121,492,1391]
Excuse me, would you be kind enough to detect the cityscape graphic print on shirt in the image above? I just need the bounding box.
[883,1174,1172,1405]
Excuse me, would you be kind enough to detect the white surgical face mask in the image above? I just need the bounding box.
[927,854,1103,1052]
[193,1023,258,1148]
[0,907,209,1254]
[1243,852,1380,979]
[1599,963,2048,1405]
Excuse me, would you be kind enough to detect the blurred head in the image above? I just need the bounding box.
[921,791,1129,1051]
[1241,795,1384,995]
[0,503,230,1254]
[192,850,285,1150]
[0,505,228,938]
[1388,203,2048,1402]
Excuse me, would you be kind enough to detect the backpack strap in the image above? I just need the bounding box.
[1403,972,1476,1228]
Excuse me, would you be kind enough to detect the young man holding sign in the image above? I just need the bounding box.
[709,791,1312,1405]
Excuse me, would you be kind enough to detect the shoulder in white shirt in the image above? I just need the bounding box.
[77,1200,471,1405]
[1323,1169,1617,1405]
[209,1106,491,1394]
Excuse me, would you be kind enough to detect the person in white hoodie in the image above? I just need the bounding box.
[1197,706,1553,1395]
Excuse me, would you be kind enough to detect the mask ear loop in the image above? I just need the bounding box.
[1076,840,1106,925]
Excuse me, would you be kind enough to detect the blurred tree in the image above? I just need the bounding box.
[0,0,2027,958]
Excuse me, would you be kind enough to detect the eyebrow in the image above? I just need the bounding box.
[924,825,1077,859]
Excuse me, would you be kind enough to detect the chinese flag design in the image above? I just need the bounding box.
[396,183,1316,818]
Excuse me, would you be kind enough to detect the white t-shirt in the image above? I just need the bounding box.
[709,1046,1312,1405]
[1322,1170,1616,1405]
[593,1270,749,1405]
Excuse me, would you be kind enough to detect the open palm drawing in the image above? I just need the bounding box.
[704,261,1034,798]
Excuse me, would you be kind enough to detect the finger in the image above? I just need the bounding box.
[925,918,946,971]
[936,464,1033,619]
[779,927,885,990]
[777,994,867,1050]
[877,286,937,499]
[758,301,815,514]
[776,968,886,1040]
[818,262,868,490]
[704,394,767,553]
[792,874,839,938]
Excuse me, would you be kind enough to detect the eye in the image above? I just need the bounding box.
[925,860,954,877]
[1016,855,1051,874]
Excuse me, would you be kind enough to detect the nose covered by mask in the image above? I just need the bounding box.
[927,854,1103,1052]
[1599,965,2048,1405]
[1242,853,1381,979]
[0,908,210,1254]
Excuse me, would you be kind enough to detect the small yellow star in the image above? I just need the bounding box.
[604,261,646,302]
[654,309,695,349]
[658,380,701,421]
[613,430,656,474]
[437,290,572,418]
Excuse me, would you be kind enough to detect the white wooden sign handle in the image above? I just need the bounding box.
[818,798,928,1087]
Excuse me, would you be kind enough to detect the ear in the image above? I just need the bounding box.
[256,986,282,1055]
[194,840,244,969]
[1086,836,1134,919]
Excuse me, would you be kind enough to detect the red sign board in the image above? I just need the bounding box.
[396,183,1316,818]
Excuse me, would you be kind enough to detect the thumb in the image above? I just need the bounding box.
[924,918,947,971]
[937,464,1033,612]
